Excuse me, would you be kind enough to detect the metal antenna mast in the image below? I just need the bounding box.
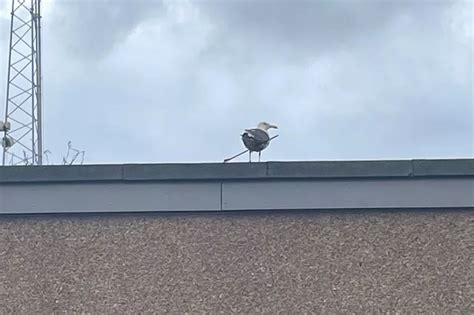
[1,0,42,166]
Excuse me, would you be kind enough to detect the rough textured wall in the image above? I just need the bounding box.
[0,210,472,314]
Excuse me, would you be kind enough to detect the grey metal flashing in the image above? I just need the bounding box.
[0,164,123,183]
[123,163,267,181]
[267,160,413,178]
[0,159,473,184]
[413,159,474,177]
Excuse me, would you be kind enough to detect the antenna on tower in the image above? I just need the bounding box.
[1,0,43,166]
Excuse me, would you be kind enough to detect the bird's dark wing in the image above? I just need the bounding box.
[241,129,270,152]
[244,129,270,143]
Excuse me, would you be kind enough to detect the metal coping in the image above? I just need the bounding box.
[0,159,473,183]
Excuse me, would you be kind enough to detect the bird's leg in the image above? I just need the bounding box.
[249,151,252,163]
[258,151,261,162]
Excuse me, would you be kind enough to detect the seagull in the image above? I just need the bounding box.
[241,122,278,162]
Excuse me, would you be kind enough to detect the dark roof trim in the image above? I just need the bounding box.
[0,159,473,183]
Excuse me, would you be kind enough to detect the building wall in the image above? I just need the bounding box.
[0,209,472,313]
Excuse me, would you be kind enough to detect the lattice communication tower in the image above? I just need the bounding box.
[1,0,43,165]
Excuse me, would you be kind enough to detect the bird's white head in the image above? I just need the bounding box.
[257,122,278,131]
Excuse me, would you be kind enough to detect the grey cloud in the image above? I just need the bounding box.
[0,0,472,163]
[0,17,7,43]
[1,3,10,116]
[196,1,448,58]
[53,1,473,162]
[49,0,165,60]
[0,0,10,45]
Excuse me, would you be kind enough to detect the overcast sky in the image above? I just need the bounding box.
[0,0,473,164]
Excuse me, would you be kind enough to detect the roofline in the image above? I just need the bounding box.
[1,159,473,214]
[0,159,473,184]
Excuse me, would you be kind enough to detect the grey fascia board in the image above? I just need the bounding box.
[221,178,474,211]
[0,182,221,214]
[413,159,474,177]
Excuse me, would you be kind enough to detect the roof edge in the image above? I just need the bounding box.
[0,159,473,183]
